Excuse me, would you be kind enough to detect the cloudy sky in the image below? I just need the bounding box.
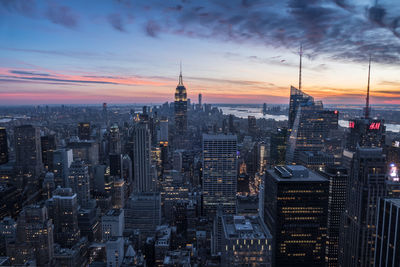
[0,0,399,105]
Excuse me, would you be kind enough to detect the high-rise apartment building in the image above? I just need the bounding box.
[264,165,329,266]
[202,134,237,216]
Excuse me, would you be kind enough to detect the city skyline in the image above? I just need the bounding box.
[1,0,400,105]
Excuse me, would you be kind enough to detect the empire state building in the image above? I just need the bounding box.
[174,69,187,136]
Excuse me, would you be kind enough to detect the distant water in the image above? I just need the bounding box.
[219,106,400,133]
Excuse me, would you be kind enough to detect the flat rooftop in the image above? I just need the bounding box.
[268,165,327,182]
[222,215,272,240]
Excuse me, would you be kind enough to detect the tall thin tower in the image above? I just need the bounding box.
[365,56,371,118]
[299,44,303,91]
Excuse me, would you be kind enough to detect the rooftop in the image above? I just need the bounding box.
[269,165,327,182]
[222,215,272,240]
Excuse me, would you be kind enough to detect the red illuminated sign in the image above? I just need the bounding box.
[349,121,355,128]
[369,122,381,130]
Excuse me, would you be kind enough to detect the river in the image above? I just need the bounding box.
[219,106,400,133]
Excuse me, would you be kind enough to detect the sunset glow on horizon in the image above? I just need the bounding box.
[1,0,400,105]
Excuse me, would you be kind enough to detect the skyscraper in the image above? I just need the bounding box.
[374,198,400,267]
[14,125,43,189]
[264,165,329,266]
[288,86,314,131]
[78,122,91,140]
[46,187,80,248]
[339,147,386,266]
[346,57,385,152]
[174,67,188,136]
[133,123,154,192]
[0,128,8,165]
[202,134,237,216]
[286,87,338,164]
[68,159,91,207]
[319,166,348,266]
[109,124,122,155]
[52,148,73,187]
[198,93,202,109]
[14,125,42,168]
[125,192,161,238]
[346,118,385,151]
[41,134,57,171]
[9,204,54,266]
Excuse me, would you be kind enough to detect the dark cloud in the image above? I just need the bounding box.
[10,70,50,77]
[145,20,161,37]
[1,75,117,85]
[0,0,79,29]
[108,13,126,32]
[0,0,36,17]
[111,0,400,65]
[45,4,79,28]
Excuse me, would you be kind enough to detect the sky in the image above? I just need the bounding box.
[0,0,400,105]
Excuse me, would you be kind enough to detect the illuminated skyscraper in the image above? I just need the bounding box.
[288,86,314,131]
[202,134,237,216]
[264,165,329,266]
[339,147,386,267]
[346,58,385,152]
[346,118,385,151]
[319,166,348,266]
[0,128,8,165]
[174,67,188,136]
[286,87,338,164]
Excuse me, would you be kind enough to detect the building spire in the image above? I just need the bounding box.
[299,44,303,91]
[365,55,371,118]
[178,61,183,86]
